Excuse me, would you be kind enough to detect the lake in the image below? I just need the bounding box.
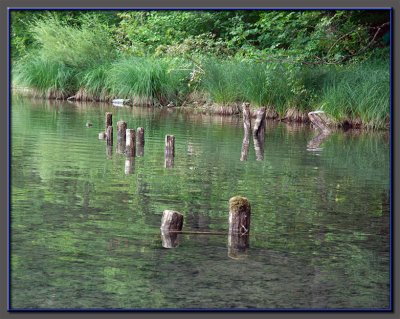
[10,96,390,310]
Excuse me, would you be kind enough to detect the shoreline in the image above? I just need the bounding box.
[11,88,389,131]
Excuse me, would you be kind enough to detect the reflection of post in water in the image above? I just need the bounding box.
[136,127,145,157]
[253,134,265,161]
[228,196,251,260]
[240,135,250,161]
[160,229,180,248]
[126,129,136,157]
[160,210,184,248]
[240,103,251,161]
[106,125,113,146]
[106,143,112,159]
[307,131,331,151]
[307,111,332,151]
[164,135,175,168]
[124,157,135,175]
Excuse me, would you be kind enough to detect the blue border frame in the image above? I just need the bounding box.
[7,7,394,312]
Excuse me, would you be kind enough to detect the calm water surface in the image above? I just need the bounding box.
[10,97,390,309]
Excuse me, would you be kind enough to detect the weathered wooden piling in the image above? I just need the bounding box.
[160,210,183,248]
[240,103,251,161]
[165,135,175,156]
[105,112,112,131]
[124,157,135,175]
[116,121,127,154]
[253,107,266,137]
[117,121,127,143]
[308,111,331,135]
[228,196,251,259]
[242,103,252,133]
[106,125,113,146]
[161,210,184,231]
[126,129,136,157]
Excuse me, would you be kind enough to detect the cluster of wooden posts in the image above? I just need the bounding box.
[98,112,176,171]
[240,103,332,157]
[160,196,252,260]
[99,106,330,258]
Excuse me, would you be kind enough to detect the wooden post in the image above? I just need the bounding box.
[125,157,135,175]
[160,210,183,248]
[240,103,251,161]
[105,112,112,131]
[308,111,331,135]
[117,121,127,143]
[116,121,127,154]
[106,125,113,146]
[161,210,184,231]
[165,135,175,156]
[253,107,266,137]
[126,129,136,157]
[242,103,252,133]
[228,196,251,259]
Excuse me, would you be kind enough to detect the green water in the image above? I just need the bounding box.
[10,97,390,310]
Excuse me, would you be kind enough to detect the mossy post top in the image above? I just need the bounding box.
[229,196,251,214]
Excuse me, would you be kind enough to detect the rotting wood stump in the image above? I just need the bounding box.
[117,121,127,143]
[242,102,252,133]
[105,112,112,131]
[126,129,136,157]
[228,196,251,259]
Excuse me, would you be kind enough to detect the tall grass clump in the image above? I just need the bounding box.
[13,54,77,98]
[13,14,116,99]
[321,59,390,129]
[200,59,247,104]
[107,57,190,105]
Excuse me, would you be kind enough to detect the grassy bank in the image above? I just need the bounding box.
[11,15,390,129]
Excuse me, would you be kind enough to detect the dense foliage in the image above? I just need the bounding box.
[11,9,390,129]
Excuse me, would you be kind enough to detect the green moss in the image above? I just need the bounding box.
[229,196,250,213]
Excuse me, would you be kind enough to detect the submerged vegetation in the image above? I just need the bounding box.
[11,10,390,129]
